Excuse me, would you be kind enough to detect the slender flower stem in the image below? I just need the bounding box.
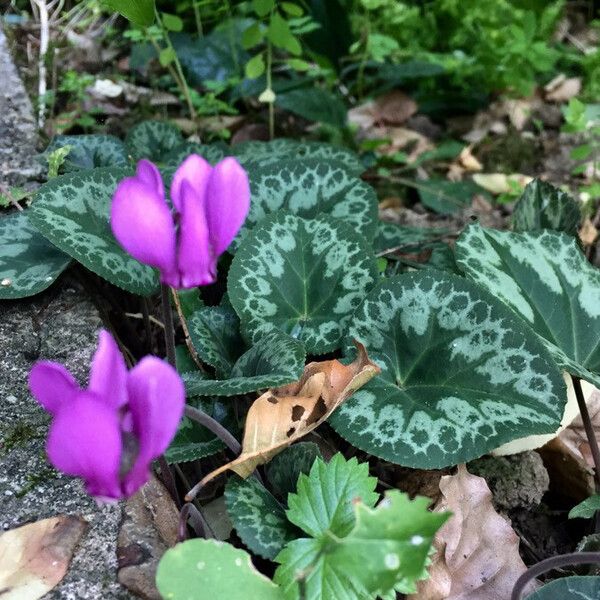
[178,502,214,541]
[157,455,181,508]
[184,405,241,455]
[511,552,600,600]
[192,0,203,37]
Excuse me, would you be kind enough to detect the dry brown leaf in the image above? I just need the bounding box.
[473,172,533,195]
[580,217,599,246]
[544,74,582,102]
[410,465,535,600]
[374,90,418,126]
[185,342,380,499]
[0,515,87,599]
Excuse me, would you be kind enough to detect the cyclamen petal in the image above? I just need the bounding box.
[28,361,79,415]
[136,159,164,199]
[205,157,250,256]
[88,330,128,409]
[170,154,211,213]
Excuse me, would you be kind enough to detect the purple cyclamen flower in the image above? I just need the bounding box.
[110,155,250,289]
[28,330,185,501]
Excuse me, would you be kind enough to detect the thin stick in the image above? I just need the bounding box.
[171,289,205,372]
[178,502,214,541]
[511,551,600,600]
[141,297,153,353]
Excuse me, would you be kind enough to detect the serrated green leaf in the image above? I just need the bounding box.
[569,495,600,519]
[0,211,71,299]
[103,0,155,27]
[29,168,158,295]
[525,576,600,599]
[229,213,378,354]
[184,330,306,396]
[225,476,299,560]
[246,53,266,79]
[232,139,364,176]
[266,443,322,498]
[275,489,449,600]
[512,179,581,236]
[232,160,377,252]
[330,271,566,469]
[156,539,283,600]
[162,141,228,166]
[188,305,244,378]
[456,224,600,387]
[374,221,450,254]
[276,89,347,128]
[45,135,128,172]
[125,120,183,162]
[286,454,378,538]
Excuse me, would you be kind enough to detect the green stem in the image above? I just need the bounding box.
[192,0,203,37]
[266,40,274,140]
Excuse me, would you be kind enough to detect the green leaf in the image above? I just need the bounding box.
[456,224,600,388]
[229,213,378,354]
[253,0,275,17]
[281,2,303,17]
[232,139,364,175]
[159,47,177,67]
[525,576,600,599]
[287,454,378,538]
[266,443,322,498]
[156,539,283,600]
[45,135,128,172]
[512,179,581,236]
[29,168,158,295]
[233,160,377,251]
[246,53,266,79]
[374,221,450,254]
[569,495,600,519]
[242,23,264,49]
[276,88,347,128]
[162,141,228,166]
[125,120,183,162]
[102,0,155,27]
[268,13,301,55]
[417,179,485,215]
[225,476,299,560]
[184,330,306,397]
[275,489,449,600]
[330,271,566,469]
[161,12,183,32]
[188,305,244,378]
[0,211,71,300]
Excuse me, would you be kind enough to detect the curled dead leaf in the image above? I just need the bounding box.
[0,515,87,600]
[472,172,533,195]
[185,342,380,500]
[544,74,582,103]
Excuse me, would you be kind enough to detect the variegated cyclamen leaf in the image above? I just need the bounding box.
[0,211,71,299]
[266,442,322,498]
[229,213,378,354]
[29,168,158,295]
[513,179,581,236]
[162,141,228,166]
[456,224,600,387]
[183,330,306,397]
[188,305,244,378]
[232,139,364,175]
[225,476,299,560]
[230,160,378,251]
[45,134,129,171]
[330,272,566,469]
[525,576,600,599]
[125,120,183,162]
[374,221,450,254]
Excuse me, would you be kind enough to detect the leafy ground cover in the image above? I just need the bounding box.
[1,1,600,599]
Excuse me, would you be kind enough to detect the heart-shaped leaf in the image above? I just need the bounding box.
[156,539,283,600]
[225,476,299,560]
[513,179,581,236]
[330,271,566,469]
[456,224,600,388]
[45,135,128,171]
[125,120,183,162]
[30,168,158,295]
[229,213,378,354]
[232,139,364,175]
[183,330,306,397]
[266,442,322,498]
[374,222,450,254]
[232,160,377,251]
[525,576,600,599]
[0,211,71,299]
[162,141,228,166]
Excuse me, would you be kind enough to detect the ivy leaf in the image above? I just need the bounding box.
[156,539,283,600]
[0,211,71,300]
[266,443,322,498]
[183,330,306,397]
[125,120,183,162]
[30,168,158,295]
[45,135,128,172]
[513,179,581,236]
[330,271,566,469]
[275,488,449,600]
[229,213,378,355]
[525,576,600,599]
[162,141,228,166]
[569,495,600,519]
[456,224,600,388]
[286,454,378,538]
[102,0,155,27]
[225,476,299,560]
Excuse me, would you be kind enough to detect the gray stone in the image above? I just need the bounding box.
[0,283,131,599]
[0,24,44,185]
